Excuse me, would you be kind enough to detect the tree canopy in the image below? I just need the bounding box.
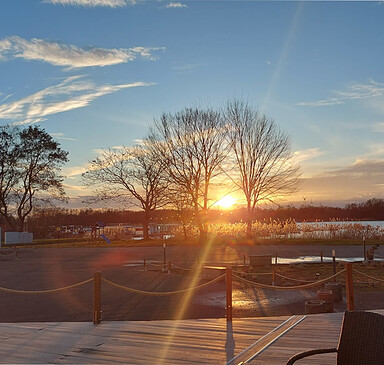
[0,125,68,231]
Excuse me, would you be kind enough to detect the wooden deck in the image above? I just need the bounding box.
[0,310,383,364]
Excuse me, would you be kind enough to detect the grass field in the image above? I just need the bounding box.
[10,236,383,249]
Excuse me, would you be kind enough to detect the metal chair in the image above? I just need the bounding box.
[287,311,384,365]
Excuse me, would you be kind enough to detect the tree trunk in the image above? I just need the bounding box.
[182,223,188,241]
[143,211,150,240]
[18,219,25,232]
[195,207,208,243]
[246,204,253,239]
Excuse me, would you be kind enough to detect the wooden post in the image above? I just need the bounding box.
[345,263,354,311]
[272,270,276,286]
[226,267,232,322]
[243,254,246,265]
[168,260,171,274]
[332,249,336,282]
[320,251,323,264]
[93,272,101,324]
[275,253,278,265]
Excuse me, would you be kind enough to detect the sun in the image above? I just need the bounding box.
[214,195,237,209]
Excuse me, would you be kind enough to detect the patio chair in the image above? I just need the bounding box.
[287,311,384,365]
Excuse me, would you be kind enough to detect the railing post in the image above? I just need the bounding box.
[226,267,232,322]
[275,253,278,265]
[272,270,276,286]
[168,260,171,274]
[345,263,354,311]
[93,272,101,324]
[320,251,323,264]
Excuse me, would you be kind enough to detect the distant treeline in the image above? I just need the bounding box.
[17,198,384,238]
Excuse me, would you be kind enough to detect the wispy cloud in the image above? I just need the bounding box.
[165,2,187,8]
[50,132,77,141]
[62,183,88,192]
[132,138,145,145]
[63,165,90,178]
[293,147,325,163]
[0,94,13,103]
[0,36,165,69]
[297,80,384,107]
[0,39,12,60]
[299,158,384,202]
[0,75,154,125]
[43,0,132,7]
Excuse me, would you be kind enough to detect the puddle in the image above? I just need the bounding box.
[276,256,384,264]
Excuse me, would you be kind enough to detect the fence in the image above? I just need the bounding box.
[1,262,384,323]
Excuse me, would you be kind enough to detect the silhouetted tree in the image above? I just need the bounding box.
[82,145,168,239]
[0,125,68,231]
[224,100,300,238]
[148,107,228,242]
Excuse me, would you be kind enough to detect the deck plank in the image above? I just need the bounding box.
[250,310,384,364]
[0,310,382,364]
[0,317,285,364]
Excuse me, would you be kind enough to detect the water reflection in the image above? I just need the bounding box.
[276,256,384,264]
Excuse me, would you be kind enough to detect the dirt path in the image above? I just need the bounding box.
[0,246,382,322]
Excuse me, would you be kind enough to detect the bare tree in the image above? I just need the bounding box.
[167,189,194,241]
[82,145,167,240]
[148,108,228,242]
[0,126,20,230]
[224,100,300,238]
[0,125,69,231]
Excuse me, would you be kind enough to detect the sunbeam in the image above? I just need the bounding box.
[261,2,305,113]
[157,235,217,364]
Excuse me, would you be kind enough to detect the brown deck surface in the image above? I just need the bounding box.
[0,310,383,364]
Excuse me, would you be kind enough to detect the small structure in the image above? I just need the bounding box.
[4,232,33,245]
[249,255,272,270]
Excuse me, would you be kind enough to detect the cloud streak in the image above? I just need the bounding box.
[43,0,131,7]
[0,75,154,125]
[165,2,187,8]
[298,80,384,107]
[0,36,165,69]
[293,147,325,163]
[299,159,384,202]
[50,132,77,141]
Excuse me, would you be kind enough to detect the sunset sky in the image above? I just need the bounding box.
[1,0,384,208]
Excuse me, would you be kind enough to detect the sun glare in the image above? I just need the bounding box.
[214,195,237,209]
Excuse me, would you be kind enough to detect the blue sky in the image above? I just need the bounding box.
[1,0,384,207]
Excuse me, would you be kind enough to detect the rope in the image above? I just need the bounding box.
[232,269,346,290]
[352,269,384,284]
[0,278,93,294]
[170,263,193,271]
[274,273,315,284]
[232,271,272,277]
[101,274,226,296]
[146,261,164,267]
